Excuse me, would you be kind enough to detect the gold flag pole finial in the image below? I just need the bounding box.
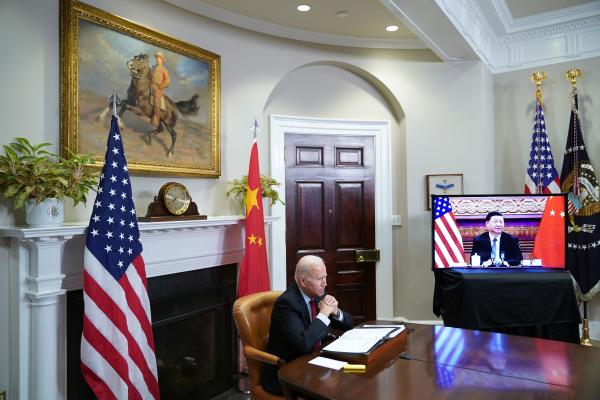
[531,71,546,103]
[566,68,581,87]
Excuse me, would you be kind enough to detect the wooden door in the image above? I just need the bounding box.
[285,133,376,324]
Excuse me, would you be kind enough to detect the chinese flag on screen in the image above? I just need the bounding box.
[237,140,271,297]
[533,196,566,268]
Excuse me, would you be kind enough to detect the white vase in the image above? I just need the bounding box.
[25,198,64,227]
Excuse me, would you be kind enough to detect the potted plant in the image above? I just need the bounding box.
[226,174,285,213]
[0,137,98,227]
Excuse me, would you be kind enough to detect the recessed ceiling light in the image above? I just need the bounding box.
[297,5,311,12]
[386,25,399,32]
[336,10,349,18]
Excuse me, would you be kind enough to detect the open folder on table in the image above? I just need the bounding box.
[322,326,405,354]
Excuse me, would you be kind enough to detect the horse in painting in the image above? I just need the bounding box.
[97,53,199,157]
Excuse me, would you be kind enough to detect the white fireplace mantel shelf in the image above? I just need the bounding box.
[1,215,277,237]
[0,215,276,400]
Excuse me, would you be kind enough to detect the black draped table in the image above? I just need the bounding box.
[433,268,581,343]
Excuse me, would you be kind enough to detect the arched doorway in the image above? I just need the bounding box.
[266,63,405,319]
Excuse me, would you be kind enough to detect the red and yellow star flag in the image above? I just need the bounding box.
[533,195,566,268]
[237,140,270,298]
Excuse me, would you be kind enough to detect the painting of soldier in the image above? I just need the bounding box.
[61,1,220,176]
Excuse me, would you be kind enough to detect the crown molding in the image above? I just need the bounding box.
[493,0,600,33]
[436,0,600,73]
[165,0,426,50]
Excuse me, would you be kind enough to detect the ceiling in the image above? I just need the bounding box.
[198,0,418,40]
[165,0,600,72]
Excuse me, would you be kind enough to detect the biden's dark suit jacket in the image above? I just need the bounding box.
[471,231,523,266]
[261,283,353,395]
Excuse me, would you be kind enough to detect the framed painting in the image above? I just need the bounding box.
[426,174,463,210]
[60,0,220,177]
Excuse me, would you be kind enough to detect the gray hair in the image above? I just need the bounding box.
[294,255,324,283]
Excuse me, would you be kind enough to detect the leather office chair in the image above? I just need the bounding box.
[233,291,284,400]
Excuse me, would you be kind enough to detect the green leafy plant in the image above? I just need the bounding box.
[0,137,98,209]
[226,174,285,211]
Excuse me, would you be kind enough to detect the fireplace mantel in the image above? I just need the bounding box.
[0,216,275,400]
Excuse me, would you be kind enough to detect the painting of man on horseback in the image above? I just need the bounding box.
[67,13,220,177]
[97,52,201,157]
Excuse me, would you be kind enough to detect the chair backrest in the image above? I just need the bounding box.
[233,291,282,387]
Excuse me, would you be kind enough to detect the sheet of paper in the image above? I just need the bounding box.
[308,356,347,370]
[322,336,381,353]
[359,325,406,337]
[361,324,404,328]
[323,327,396,353]
[388,326,406,337]
[340,327,394,340]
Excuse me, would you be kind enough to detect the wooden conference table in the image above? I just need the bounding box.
[278,322,600,399]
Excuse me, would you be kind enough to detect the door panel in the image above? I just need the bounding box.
[296,146,324,166]
[296,182,325,250]
[336,182,364,248]
[285,133,376,324]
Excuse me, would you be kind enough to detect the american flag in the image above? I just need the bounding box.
[524,99,560,194]
[433,196,465,268]
[81,116,160,399]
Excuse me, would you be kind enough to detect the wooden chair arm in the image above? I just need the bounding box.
[244,345,285,367]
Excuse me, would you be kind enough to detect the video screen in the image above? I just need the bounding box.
[431,194,567,269]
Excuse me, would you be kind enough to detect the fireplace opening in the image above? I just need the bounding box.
[67,264,238,399]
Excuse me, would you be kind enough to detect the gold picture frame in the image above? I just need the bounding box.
[60,0,221,177]
[426,174,464,210]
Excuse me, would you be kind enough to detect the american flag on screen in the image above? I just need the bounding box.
[81,116,160,399]
[433,197,465,268]
[524,99,560,194]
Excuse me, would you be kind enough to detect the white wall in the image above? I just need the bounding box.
[386,60,495,318]
[495,56,600,338]
[0,0,494,391]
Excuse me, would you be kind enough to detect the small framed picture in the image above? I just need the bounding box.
[426,174,464,210]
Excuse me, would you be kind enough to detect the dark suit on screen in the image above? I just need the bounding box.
[471,231,523,266]
[261,283,353,395]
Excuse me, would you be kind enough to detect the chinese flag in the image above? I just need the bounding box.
[237,140,271,297]
[533,196,566,268]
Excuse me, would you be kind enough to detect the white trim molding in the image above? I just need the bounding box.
[436,0,600,73]
[269,115,394,319]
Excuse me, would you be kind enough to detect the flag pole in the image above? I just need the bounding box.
[531,71,547,194]
[252,118,259,140]
[565,68,592,346]
[566,69,581,199]
[531,71,546,106]
[582,302,592,346]
[565,68,581,87]
[109,89,119,118]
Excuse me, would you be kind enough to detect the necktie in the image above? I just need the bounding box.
[309,299,318,320]
[309,299,321,351]
[491,238,497,262]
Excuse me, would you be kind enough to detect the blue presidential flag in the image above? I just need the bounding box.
[560,89,600,301]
